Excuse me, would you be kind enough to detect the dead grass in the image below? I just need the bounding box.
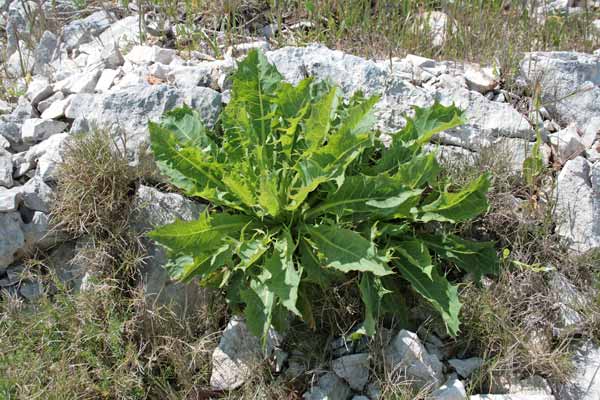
[135,0,600,86]
[50,131,136,238]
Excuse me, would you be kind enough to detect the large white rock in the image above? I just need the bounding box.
[331,353,370,391]
[434,85,534,149]
[421,11,453,47]
[81,40,124,69]
[69,84,222,154]
[33,30,59,76]
[167,61,231,89]
[448,357,484,379]
[558,341,600,400]
[432,377,468,400]
[41,97,72,120]
[25,133,71,181]
[549,124,587,164]
[62,10,113,50]
[21,176,53,212]
[463,65,498,94]
[554,157,600,253]
[21,118,68,142]
[38,92,64,114]
[266,44,388,96]
[98,15,141,52]
[0,186,22,212]
[520,52,600,146]
[125,45,176,65]
[385,329,445,390]
[54,69,102,94]
[95,69,120,92]
[302,371,352,400]
[0,212,24,269]
[210,317,281,390]
[0,149,13,187]
[26,77,53,106]
[130,185,209,314]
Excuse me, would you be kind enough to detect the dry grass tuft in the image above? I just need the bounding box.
[50,131,137,238]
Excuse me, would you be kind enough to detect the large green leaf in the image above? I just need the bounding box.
[423,234,499,280]
[395,239,462,336]
[224,49,282,146]
[401,101,466,145]
[299,238,340,289]
[158,105,217,151]
[304,87,341,153]
[306,224,393,276]
[241,277,275,345]
[306,174,423,220]
[374,102,464,174]
[353,273,391,338]
[148,212,258,256]
[418,173,491,223]
[264,230,303,317]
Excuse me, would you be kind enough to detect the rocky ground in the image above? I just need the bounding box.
[1,1,600,399]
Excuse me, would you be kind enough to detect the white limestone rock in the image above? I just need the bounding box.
[557,341,600,400]
[463,65,498,94]
[421,11,454,47]
[26,133,71,181]
[553,157,600,254]
[38,92,64,114]
[331,353,370,391]
[68,85,221,155]
[448,358,484,379]
[98,15,141,52]
[385,330,445,390]
[125,45,176,65]
[62,10,114,50]
[0,149,13,187]
[21,119,67,142]
[520,52,600,146]
[210,317,281,390]
[54,69,102,94]
[0,212,24,269]
[130,185,209,315]
[0,186,22,212]
[432,377,468,400]
[548,124,587,164]
[266,44,388,96]
[21,176,53,212]
[41,96,72,120]
[26,78,53,106]
[33,30,59,76]
[94,69,121,93]
[302,372,352,400]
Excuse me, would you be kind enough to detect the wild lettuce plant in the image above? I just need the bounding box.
[148,50,498,342]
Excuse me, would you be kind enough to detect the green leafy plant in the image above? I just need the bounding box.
[148,50,498,342]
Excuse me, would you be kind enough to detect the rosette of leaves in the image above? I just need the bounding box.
[148,50,498,343]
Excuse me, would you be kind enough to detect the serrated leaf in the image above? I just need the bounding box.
[159,105,216,150]
[306,224,393,276]
[402,101,466,145]
[423,234,499,280]
[395,240,461,336]
[306,174,423,220]
[241,279,275,344]
[418,173,491,223]
[225,49,282,146]
[264,230,303,316]
[304,87,341,152]
[353,273,391,338]
[299,238,337,288]
[148,212,258,257]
